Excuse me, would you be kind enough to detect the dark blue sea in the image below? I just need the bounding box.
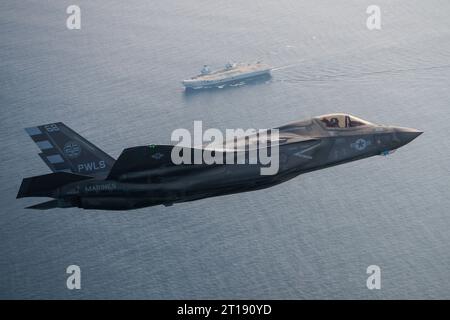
[1,0,449,299]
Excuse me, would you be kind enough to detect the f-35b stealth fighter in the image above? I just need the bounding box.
[17,114,422,210]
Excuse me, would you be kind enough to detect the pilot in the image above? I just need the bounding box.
[329,117,340,128]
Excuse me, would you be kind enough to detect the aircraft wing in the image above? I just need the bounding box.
[107,145,205,180]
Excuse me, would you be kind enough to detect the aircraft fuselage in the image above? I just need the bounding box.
[43,116,421,210]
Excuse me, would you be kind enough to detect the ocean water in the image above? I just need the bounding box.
[1,0,449,299]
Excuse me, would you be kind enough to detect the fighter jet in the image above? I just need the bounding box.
[17,114,422,210]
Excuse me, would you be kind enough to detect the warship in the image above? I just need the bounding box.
[182,62,271,89]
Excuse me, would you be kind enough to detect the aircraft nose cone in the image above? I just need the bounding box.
[395,127,423,146]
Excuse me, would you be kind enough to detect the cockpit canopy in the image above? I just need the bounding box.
[317,114,374,129]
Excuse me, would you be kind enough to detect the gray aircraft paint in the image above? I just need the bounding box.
[17,114,421,210]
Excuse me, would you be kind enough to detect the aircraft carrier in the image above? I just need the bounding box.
[182,62,271,89]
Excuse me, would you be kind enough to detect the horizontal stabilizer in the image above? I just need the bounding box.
[26,200,60,210]
[17,172,92,198]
